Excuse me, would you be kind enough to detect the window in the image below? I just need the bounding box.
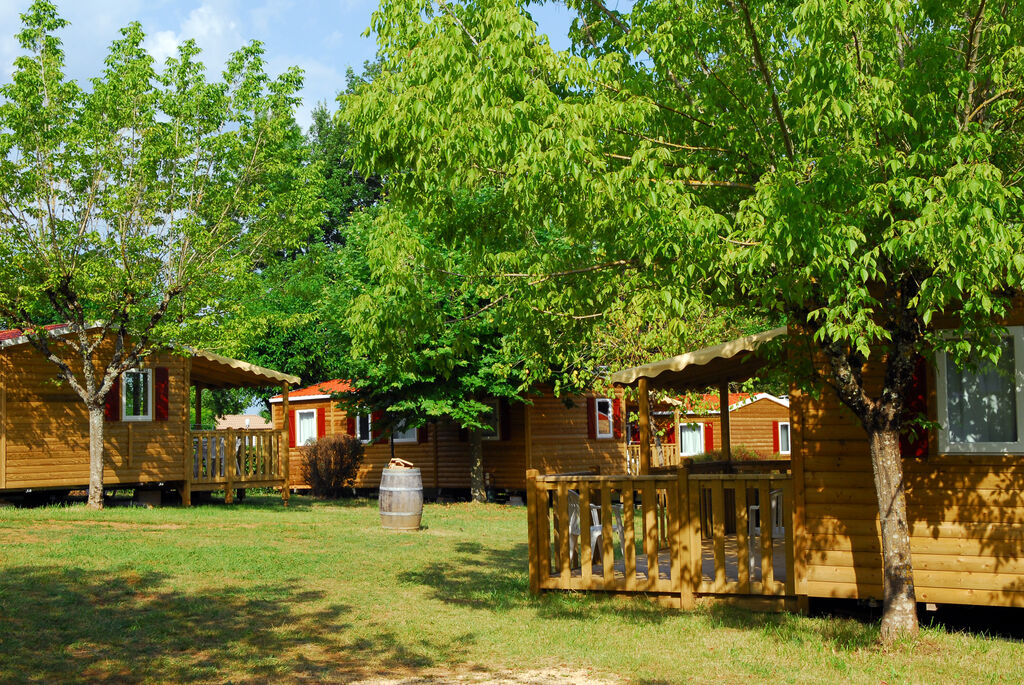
[356,414,372,443]
[678,423,705,456]
[296,409,317,446]
[937,327,1024,453]
[778,422,791,455]
[392,420,417,444]
[482,400,500,440]
[594,398,614,439]
[122,369,152,421]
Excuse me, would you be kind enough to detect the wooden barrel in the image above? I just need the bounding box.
[379,467,423,530]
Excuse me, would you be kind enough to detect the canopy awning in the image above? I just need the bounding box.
[189,349,300,389]
[610,327,788,391]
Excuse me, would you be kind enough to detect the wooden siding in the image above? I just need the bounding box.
[793,341,1024,608]
[273,389,628,491]
[635,397,791,457]
[0,342,190,491]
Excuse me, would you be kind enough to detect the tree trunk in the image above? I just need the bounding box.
[867,427,918,641]
[87,405,106,509]
[469,428,485,503]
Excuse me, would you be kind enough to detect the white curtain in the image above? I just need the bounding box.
[298,411,317,445]
[679,423,705,456]
[947,338,1018,444]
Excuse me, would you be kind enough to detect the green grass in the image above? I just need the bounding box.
[0,495,1021,684]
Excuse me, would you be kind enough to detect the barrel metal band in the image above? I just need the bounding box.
[380,511,420,516]
[380,487,423,492]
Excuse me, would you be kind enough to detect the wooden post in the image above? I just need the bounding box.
[676,464,694,609]
[719,380,731,461]
[193,383,203,429]
[280,382,291,506]
[526,469,541,594]
[0,362,6,490]
[638,377,651,475]
[524,401,533,471]
[224,428,235,504]
[672,406,681,466]
[181,359,191,507]
[432,421,440,492]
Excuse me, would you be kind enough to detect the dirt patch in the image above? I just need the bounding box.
[352,668,621,684]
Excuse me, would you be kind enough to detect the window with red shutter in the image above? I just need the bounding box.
[154,368,169,421]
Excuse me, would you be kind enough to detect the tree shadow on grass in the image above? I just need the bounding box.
[398,540,675,626]
[702,603,878,651]
[0,565,457,684]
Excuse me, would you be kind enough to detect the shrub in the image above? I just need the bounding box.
[301,434,365,498]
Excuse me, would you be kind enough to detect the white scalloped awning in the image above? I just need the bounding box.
[610,326,788,390]
[189,349,300,388]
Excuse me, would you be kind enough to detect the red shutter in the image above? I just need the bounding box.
[586,397,596,439]
[772,420,780,453]
[346,414,356,436]
[417,425,428,443]
[104,376,120,422]
[154,367,169,421]
[371,410,383,443]
[613,397,623,439]
[900,355,929,458]
[316,407,326,441]
[704,422,714,452]
[499,399,510,441]
[288,410,296,448]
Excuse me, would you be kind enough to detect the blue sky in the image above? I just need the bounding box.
[0,0,577,130]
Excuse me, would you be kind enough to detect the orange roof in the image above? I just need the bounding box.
[269,378,352,403]
[0,324,68,342]
[679,393,751,413]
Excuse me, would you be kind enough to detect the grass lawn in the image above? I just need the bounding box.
[0,494,1021,684]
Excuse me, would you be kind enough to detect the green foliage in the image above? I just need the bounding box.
[345,0,1023,378]
[0,1,322,403]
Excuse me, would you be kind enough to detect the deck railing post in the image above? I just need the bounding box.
[526,469,541,594]
[224,428,235,504]
[676,463,694,609]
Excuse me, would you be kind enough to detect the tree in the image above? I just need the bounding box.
[0,2,322,508]
[344,0,1024,640]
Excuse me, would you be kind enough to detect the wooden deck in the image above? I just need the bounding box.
[527,465,797,607]
[551,536,789,586]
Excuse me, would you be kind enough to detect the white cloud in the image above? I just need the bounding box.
[145,29,180,66]
[141,3,244,75]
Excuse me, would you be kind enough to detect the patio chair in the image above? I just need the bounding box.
[589,501,626,561]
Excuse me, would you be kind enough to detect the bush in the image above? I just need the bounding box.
[301,434,365,498]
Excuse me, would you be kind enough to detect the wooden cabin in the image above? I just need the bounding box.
[270,380,629,494]
[527,321,1024,611]
[0,327,299,504]
[625,392,791,468]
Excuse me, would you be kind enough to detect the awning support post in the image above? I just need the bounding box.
[639,377,651,475]
[719,380,731,461]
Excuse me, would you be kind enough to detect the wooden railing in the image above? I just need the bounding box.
[626,442,682,473]
[189,429,286,499]
[526,464,795,607]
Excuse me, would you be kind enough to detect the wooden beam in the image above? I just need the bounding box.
[194,383,203,429]
[1,360,6,490]
[719,380,731,461]
[524,401,533,471]
[182,358,192,506]
[281,382,290,506]
[638,377,651,475]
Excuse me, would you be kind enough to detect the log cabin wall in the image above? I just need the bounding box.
[273,387,629,492]
[525,391,626,477]
[793,317,1024,608]
[631,396,791,458]
[0,342,189,492]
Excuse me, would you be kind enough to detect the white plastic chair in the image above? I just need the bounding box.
[589,502,626,561]
[566,490,625,567]
[748,489,785,575]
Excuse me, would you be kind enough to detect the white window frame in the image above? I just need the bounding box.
[296,409,318,446]
[392,419,418,444]
[482,400,500,441]
[121,369,153,422]
[677,422,705,457]
[356,414,372,444]
[777,421,792,455]
[594,397,614,439]
[936,326,1024,454]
